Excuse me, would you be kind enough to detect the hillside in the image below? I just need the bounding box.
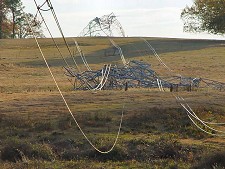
[0,37,225,168]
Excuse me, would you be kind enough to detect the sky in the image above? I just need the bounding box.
[22,0,224,40]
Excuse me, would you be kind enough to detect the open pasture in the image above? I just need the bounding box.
[0,37,225,168]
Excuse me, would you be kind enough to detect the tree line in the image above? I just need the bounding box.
[181,0,225,35]
[0,0,224,39]
[0,0,44,39]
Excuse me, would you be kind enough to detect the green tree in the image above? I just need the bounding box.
[5,0,23,38]
[0,0,7,38]
[181,0,225,35]
[0,0,3,38]
[0,0,12,39]
[0,0,44,39]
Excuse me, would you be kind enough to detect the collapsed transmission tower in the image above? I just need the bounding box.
[69,13,225,92]
[79,12,125,37]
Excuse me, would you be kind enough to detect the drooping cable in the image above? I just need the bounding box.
[155,76,225,136]
[179,96,225,129]
[142,37,225,135]
[141,38,172,72]
[186,104,225,125]
[96,64,111,91]
[157,79,162,92]
[73,38,92,71]
[26,15,124,154]
[97,23,127,67]
[109,39,127,67]
[33,0,70,67]
[41,0,80,71]
[34,0,95,90]
[93,65,110,90]
[176,96,225,136]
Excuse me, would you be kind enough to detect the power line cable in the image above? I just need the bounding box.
[143,37,225,135]
[33,0,70,67]
[42,0,80,71]
[26,12,124,154]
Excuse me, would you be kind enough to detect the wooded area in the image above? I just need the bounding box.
[0,0,44,39]
[181,0,225,35]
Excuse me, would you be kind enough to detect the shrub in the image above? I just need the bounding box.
[57,116,72,130]
[192,151,225,169]
[87,145,129,162]
[126,135,202,162]
[0,116,34,129]
[33,121,53,132]
[77,112,112,128]
[1,138,55,162]
[151,137,181,159]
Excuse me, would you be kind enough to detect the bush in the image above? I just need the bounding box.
[1,138,55,162]
[77,112,112,128]
[126,135,202,162]
[1,145,23,162]
[57,116,72,130]
[87,145,129,162]
[33,121,53,132]
[151,137,182,159]
[192,151,225,169]
[0,116,34,129]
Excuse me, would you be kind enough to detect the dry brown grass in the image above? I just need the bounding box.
[0,37,225,168]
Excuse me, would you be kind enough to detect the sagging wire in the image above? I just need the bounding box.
[81,25,225,135]
[34,0,93,91]
[155,75,225,136]
[33,0,70,68]
[176,96,225,136]
[26,14,125,153]
[142,38,225,136]
[109,38,127,67]
[75,24,126,91]
[179,98,225,130]
[96,64,112,91]
[73,38,92,71]
[186,104,225,125]
[141,38,172,73]
[34,0,80,71]
[97,23,128,67]
[93,64,111,91]
[34,0,97,91]
[157,79,162,92]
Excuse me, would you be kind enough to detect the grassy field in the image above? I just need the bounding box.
[0,37,225,168]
